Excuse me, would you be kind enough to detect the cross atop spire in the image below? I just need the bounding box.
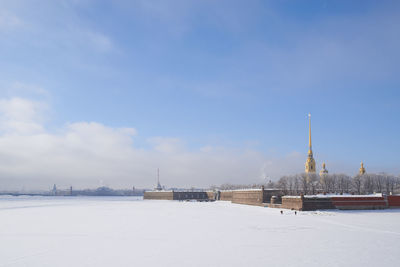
[155,168,162,191]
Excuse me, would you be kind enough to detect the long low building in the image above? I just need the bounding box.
[144,190,216,201]
[144,189,400,211]
[144,187,282,205]
[281,194,400,211]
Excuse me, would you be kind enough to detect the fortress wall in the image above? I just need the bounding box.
[144,189,394,211]
[206,191,216,200]
[281,196,335,211]
[263,190,283,203]
[281,197,303,210]
[303,197,336,211]
[144,191,214,201]
[387,195,400,207]
[220,191,233,201]
[173,191,210,200]
[143,191,174,200]
[232,190,264,206]
[281,196,388,211]
[331,196,386,210]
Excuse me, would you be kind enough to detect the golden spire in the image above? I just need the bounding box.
[359,162,366,176]
[305,113,316,173]
[308,113,312,156]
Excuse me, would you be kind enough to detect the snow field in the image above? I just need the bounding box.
[0,196,399,267]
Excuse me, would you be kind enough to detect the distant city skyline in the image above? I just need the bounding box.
[0,0,399,190]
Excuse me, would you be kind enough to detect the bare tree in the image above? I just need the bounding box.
[374,173,385,193]
[320,173,328,193]
[277,176,289,195]
[336,174,351,194]
[308,173,319,195]
[293,175,300,195]
[363,174,375,194]
[277,172,400,196]
[300,173,309,194]
[389,175,400,194]
[352,175,362,194]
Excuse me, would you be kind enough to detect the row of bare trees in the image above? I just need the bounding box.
[276,173,400,195]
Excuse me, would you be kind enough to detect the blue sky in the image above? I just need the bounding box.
[0,0,399,189]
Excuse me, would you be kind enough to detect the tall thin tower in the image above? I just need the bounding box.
[155,168,162,191]
[305,114,316,173]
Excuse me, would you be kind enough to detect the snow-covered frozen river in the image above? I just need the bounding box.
[0,196,399,267]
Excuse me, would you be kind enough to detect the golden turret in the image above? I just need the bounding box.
[320,162,328,177]
[359,162,366,176]
[305,114,316,173]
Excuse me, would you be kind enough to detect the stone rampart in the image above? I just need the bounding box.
[144,188,281,205]
[144,191,174,200]
[282,196,336,211]
[220,191,233,201]
[232,189,264,206]
[303,197,336,211]
[387,195,400,207]
[206,191,216,200]
[331,196,386,210]
[144,190,398,211]
[281,196,303,210]
[144,190,215,201]
[173,191,211,201]
[281,195,390,211]
[263,190,282,203]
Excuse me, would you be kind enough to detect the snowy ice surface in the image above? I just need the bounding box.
[0,196,399,267]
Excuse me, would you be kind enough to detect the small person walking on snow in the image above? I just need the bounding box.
[280,210,283,215]
[295,211,297,215]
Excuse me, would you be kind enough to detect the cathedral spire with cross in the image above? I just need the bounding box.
[305,114,316,173]
[155,168,162,191]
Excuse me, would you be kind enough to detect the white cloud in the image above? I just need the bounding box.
[148,137,184,153]
[0,97,306,191]
[0,97,46,134]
